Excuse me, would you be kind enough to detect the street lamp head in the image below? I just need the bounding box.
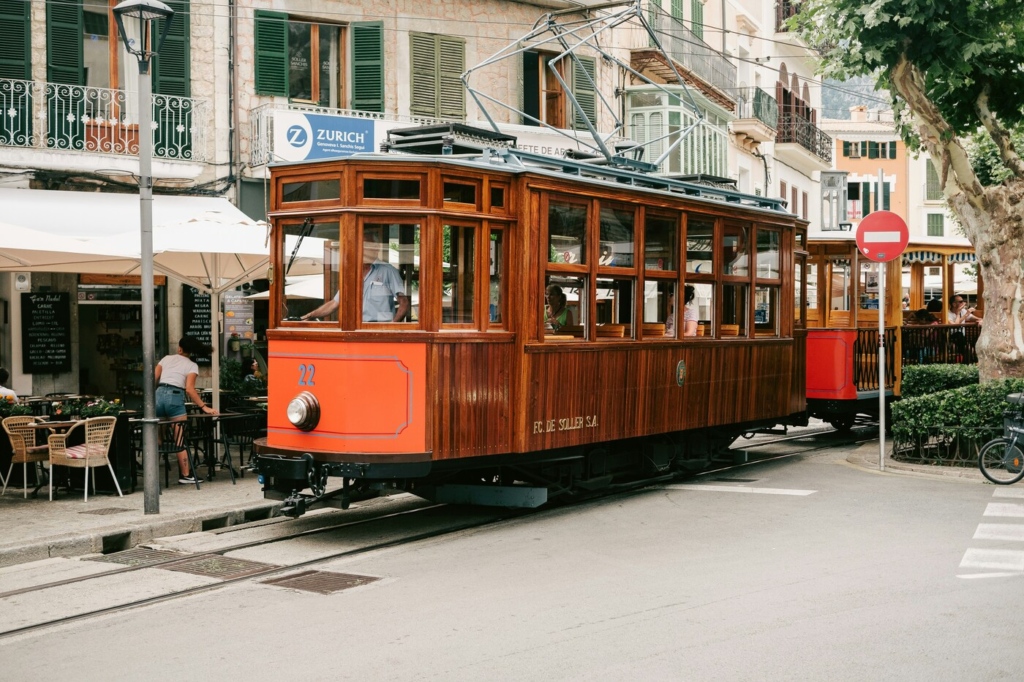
[113,0,174,66]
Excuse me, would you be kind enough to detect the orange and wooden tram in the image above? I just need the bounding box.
[254,124,810,514]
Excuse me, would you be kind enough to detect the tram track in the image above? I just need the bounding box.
[0,425,871,639]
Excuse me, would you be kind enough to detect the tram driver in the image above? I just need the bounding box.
[301,227,410,322]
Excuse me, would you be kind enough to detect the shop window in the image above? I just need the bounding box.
[722,223,749,277]
[488,229,505,325]
[442,224,476,324]
[548,199,587,264]
[644,213,677,272]
[686,217,714,274]
[545,275,585,339]
[281,220,340,323]
[363,178,421,201]
[599,205,635,268]
[721,284,747,337]
[642,280,675,338]
[282,179,340,203]
[755,285,780,336]
[362,223,420,324]
[595,277,634,339]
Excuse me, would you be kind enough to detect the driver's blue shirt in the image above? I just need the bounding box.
[362,261,405,322]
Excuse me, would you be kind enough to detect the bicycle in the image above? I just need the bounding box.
[979,394,1024,484]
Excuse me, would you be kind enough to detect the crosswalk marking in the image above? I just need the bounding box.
[663,485,816,496]
[960,548,1024,571]
[992,488,1024,499]
[957,572,1021,580]
[983,503,1024,518]
[973,524,1024,541]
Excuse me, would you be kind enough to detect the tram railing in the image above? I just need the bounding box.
[901,324,980,366]
[852,327,898,392]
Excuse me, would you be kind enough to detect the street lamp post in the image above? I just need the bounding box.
[113,0,174,514]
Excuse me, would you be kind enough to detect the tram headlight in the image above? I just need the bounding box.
[286,391,320,431]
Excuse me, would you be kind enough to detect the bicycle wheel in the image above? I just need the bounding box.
[979,437,1024,484]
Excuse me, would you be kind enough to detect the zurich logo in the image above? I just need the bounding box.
[286,125,308,147]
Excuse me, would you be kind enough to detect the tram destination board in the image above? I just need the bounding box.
[21,292,71,373]
[182,285,212,366]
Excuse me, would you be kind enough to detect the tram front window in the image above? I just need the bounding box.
[281,220,339,323]
[362,224,420,324]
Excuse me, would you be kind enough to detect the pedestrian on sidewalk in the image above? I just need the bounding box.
[155,336,218,484]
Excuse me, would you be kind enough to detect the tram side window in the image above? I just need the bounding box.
[489,229,504,324]
[362,223,420,324]
[755,286,780,336]
[281,221,340,323]
[548,200,587,264]
[596,277,634,339]
[643,280,675,338]
[544,275,585,338]
[859,261,880,311]
[644,213,677,271]
[442,224,476,325]
[689,282,714,337]
[806,261,819,324]
[599,205,634,267]
[829,259,852,314]
[686,218,714,274]
[756,229,780,279]
[722,223,749,277]
[721,284,747,337]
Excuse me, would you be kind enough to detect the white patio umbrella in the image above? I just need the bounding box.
[0,222,134,273]
[246,274,325,300]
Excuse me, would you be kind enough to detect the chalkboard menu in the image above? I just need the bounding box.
[182,285,212,366]
[21,292,72,373]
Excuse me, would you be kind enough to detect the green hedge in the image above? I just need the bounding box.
[900,364,980,398]
[892,378,1024,445]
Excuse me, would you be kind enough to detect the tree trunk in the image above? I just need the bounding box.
[956,180,1024,380]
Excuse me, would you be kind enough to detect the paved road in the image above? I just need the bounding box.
[2,441,1022,681]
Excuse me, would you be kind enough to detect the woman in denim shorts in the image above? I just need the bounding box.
[155,336,218,484]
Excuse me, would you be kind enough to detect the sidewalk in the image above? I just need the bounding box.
[845,439,988,483]
[0,471,280,568]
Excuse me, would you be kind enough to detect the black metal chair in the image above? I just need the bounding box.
[218,414,264,482]
[158,420,201,490]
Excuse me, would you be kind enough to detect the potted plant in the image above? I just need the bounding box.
[79,398,123,418]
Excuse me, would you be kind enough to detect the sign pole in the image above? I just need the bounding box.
[877,168,887,471]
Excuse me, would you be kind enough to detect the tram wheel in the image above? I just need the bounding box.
[829,415,855,434]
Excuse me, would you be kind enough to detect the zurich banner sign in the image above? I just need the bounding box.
[273,111,375,162]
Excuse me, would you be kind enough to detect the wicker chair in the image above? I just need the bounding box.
[2,416,49,498]
[47,416,120,501]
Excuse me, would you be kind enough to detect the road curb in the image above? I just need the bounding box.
[846,441,987,484]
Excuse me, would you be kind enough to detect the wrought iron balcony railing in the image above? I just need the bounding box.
[734,87,778,129]
[777,113,832,165]
[0,78,210,162]
[776,0,799,33]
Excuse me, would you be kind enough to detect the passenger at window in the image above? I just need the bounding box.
[301,229,409,322]
[545,284,574,331]
[947,294,980,325]
[682,285,699,337]
[665,293,675,337]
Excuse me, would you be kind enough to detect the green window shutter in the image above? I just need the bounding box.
[927,214,944,237]
[571,56,596,130]
[671,0,683,19]
[860,140,867,157]
[254,10,288,97]
[351,22,384,113]
[842,141,850,157]
[0,0,30,80]
[868,141,878,159]
[862,182,871,216]
[882,181,890,210]
[410,33,438,117]
[889,141,897,159]
[649,0,661,47]
[690,0,703,40]
[154,0,190,97]
[47,0,83,85]
[925,162,943,200]
[437,36,465,119]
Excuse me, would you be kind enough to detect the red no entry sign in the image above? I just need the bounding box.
[855,210,909,263]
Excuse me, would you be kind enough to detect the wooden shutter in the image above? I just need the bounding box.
[254,10,288,97]
[868,141,879,159]
[437,36,465,119]
[0,0,30,80]
[522,51,539,125]
[860,140,867,157]
[351,22,384,113]
[671,0,684,19]
[842,141,850,157]
[882,181,890,210]
[154,0,190,97]
[925,162,943,200]
[862,182,871,216]
[571,56,596,129]
[690,0,703,40]
[47,0,83,85]
[410,33,437,116]
[889,141,897,159]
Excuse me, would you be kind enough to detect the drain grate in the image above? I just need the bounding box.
[262,570,380,595]
[162,555,277,580]
[78,508,132,516]
[713,477,759,483]
[88,547,188,567]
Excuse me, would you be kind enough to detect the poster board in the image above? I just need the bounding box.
[182,285,212,366]
[21,292,71,373]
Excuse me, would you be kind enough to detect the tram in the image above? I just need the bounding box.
[253,123,810,515]
[805,233,980,431]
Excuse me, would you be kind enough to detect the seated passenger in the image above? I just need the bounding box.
[545,285,574,332]
[682,285,698,337]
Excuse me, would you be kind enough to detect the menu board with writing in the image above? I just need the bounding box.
[21,292,71,373]
[223,292,255,347]
[182,285,212,366]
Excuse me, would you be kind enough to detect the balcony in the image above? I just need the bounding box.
[0,78,210,162]
[776,0,799,32]
[729,87,777,147]
[776,114,832,171]
[630,11,736,110]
